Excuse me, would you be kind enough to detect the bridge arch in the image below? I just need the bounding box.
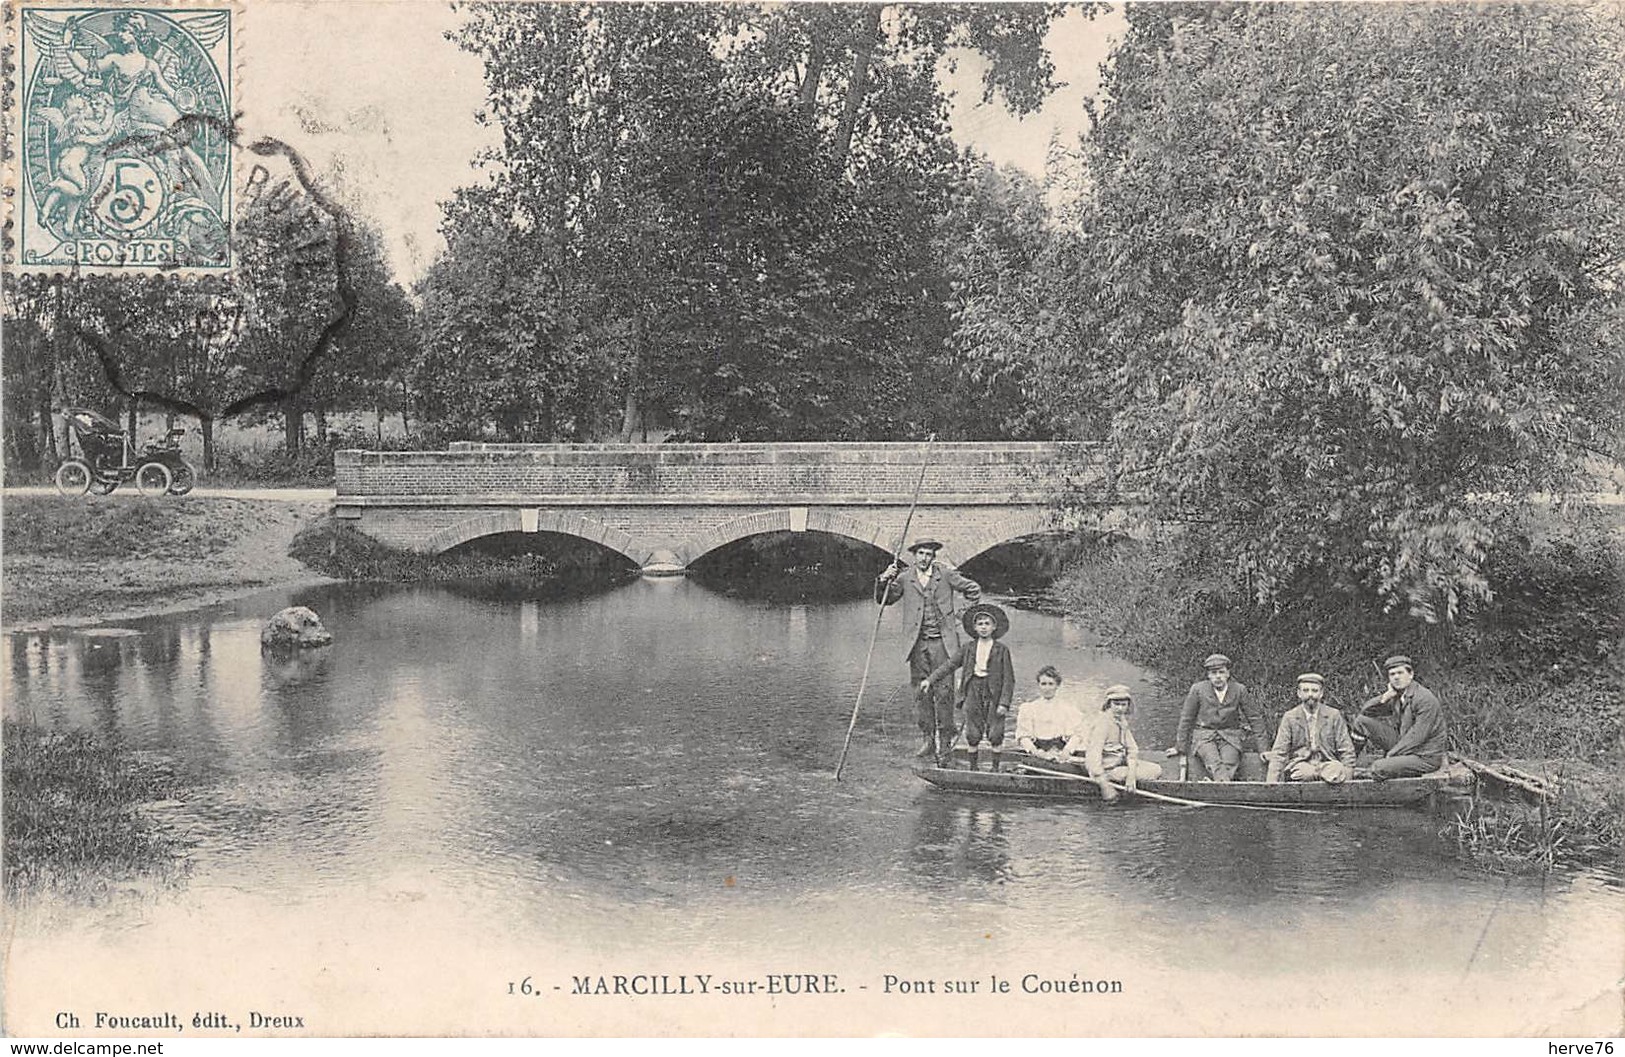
[674,508,892,567]
[951,509,1065,565]
[423,510,652,567]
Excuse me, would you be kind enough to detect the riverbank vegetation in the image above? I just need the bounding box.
[1053,509,1623,873]
[287,515,640,597]
[1023,4,1624,874]
[3,723,188,897]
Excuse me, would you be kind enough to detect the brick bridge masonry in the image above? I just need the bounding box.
[334,441,1113,573]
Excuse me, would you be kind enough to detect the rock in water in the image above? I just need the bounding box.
[261,606,333,650]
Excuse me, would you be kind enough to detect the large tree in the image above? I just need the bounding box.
[1045,2,1625,619]
[423,2,1086,442]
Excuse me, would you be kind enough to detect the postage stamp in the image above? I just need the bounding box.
[9,2,235,272]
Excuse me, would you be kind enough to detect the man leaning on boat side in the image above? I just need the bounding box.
[876,539,982,765]
[1265,673,1356,784]
[1166,653,1263,781]
[1352,655,1448,780]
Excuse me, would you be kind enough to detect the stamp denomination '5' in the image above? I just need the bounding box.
[12,2,235,272]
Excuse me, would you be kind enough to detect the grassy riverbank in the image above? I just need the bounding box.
[3,722,188,896]
[1050,511,1623,873]
[2,494,335,629]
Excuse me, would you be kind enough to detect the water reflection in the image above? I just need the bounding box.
[3,578,1619,985]
[909,796,1014,888]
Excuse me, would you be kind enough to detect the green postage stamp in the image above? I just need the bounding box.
[9,1,235,272]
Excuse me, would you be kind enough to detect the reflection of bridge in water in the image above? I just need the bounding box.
[335,441,1114,573]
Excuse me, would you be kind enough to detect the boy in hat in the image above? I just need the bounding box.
[1167,653,1263,781]
[1353,655,1448,779]
[921,603,1015,770]
[1070,684,1162,802]
[877,540,982,762]
[1265,673,1356,783]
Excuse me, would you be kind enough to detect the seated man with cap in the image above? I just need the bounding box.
[1353,654,1448,779]
[877,538,982,765]
[1167,653,1263,781]
[1265,673,1356,783]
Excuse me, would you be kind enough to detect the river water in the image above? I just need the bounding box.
[5,578,1621,1036]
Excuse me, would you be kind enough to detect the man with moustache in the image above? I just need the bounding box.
[876,539,982,765]
[1266,673,1356,783]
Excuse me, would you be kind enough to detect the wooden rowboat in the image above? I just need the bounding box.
[914,751,1475,811]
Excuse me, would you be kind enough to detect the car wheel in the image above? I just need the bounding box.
[54,459,92,497]
[135,461,173,497]
[167,459,196,496]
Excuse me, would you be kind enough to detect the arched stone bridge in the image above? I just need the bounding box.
[334,441,1106,573]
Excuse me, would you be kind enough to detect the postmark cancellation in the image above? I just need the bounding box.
[7,1,236,273]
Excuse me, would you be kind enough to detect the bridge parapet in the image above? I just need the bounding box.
[336,441,1099,505]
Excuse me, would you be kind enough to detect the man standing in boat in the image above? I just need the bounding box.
[876,539,982,765]
[1265,673,1356,783]
[1168,653,1264,781]
[1353,655,1448,779]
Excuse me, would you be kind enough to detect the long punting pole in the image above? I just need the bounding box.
[834,435,936,781]
[1016,763,1325,815]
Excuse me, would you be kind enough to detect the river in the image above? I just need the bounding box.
[4,578,1620,1036]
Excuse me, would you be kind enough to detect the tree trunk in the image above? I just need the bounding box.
[127,399,138,445]
[620,311,642,442]
[314,406,329,446]
[37,384,55,468]
[799,34,826,123]
[49,321,68,462]
[376,405,385,447]
[686,378,705,440]
[834,4,883,168]
[201,417,216,472]
[283,397,302,457]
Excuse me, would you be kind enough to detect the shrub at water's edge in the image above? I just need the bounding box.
[287,515,640,593]
[1051,511,1623,872]
[3,723,189,898]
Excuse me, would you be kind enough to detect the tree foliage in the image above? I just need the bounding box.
[1044,2,1625,619]
[416,2,1082,443]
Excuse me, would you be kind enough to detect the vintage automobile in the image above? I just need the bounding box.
[54,407,196,498]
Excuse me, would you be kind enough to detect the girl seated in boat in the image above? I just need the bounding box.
[1068,684,1162,801]
[1014,666,1083,762]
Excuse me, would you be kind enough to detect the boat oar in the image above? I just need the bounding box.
[1016,763,1324,815]
[835,434,936,781]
